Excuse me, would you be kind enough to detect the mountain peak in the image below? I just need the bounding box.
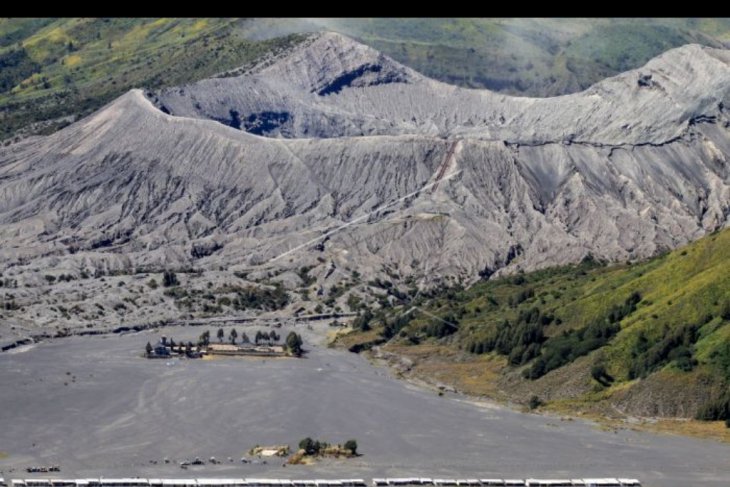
[253,30,419,94]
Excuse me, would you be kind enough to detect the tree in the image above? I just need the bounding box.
[147,278,158,289]
[169,338,176,349]
[185,342,192,354]
[163,270,179,287]
[217,328,225,343]
[255,330,263,344]
[230,328,238,344]
[270,330,280,342]
[722,300,730,321]
[198,330,210,346]
[299,437,315,455]
[145,342,153,356]
[344,439,358,455]
[241,332,250,344]
[286,331,303,356]
[353,308,373,331]
[590,364,613,386]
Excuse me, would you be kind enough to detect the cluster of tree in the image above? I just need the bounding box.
[422,314,459,339]
[606,291,642,324]
[298,437,328,455]
[298,437,358,456]
[381,312,415,339]
[0,277,18,288]
[297,266,317,287]
[255,329,280,344]
[0,48,40,94]
[368,277,408,301]
[353,309,374,331]
[508,287,535,307]
[230,284,290,311]
[522,292,642,380]
[628,323,700,378]
[525,316,621,379]
[44,274,75,283]
[466,306,552,365]
[163,270,180,287]
[199,328,284,346]
[145,338,196,356]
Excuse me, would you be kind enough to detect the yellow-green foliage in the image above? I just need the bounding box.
[386,228,730,388]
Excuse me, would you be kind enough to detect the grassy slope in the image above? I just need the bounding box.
[346,228,730,425]
[0,18,305,140]
[323,18,730,96]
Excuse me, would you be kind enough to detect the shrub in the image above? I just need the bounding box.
[591,364,614,386]
[299,437,315,454]
[344,439,358,455]
[528,395,543,410]
[696,390,730,421]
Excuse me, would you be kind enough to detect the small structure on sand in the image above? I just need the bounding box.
[207,343,287,357]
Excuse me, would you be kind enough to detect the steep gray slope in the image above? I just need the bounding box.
[0,33,729,293]
[152,32,730,145]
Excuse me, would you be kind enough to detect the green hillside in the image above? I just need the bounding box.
[0,18,304,141]
[344,228,730,425]
[325,18,730,96]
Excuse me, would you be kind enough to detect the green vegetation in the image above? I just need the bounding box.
[524,292,640,379]
[162,280,290,313]
[296,437,358,457]
[360,228,730,419]
[286,331,304,356]
[0,18,306,140]
[343,439,358,455]
[528,395,543,410]
[298,437,326,455]
[327,18,730,96]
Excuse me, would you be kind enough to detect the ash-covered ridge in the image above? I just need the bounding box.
[151,32,730,146]
[0,32,729,286]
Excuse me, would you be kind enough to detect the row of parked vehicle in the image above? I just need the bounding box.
[1,479,640,487]
[373,480,640,487]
